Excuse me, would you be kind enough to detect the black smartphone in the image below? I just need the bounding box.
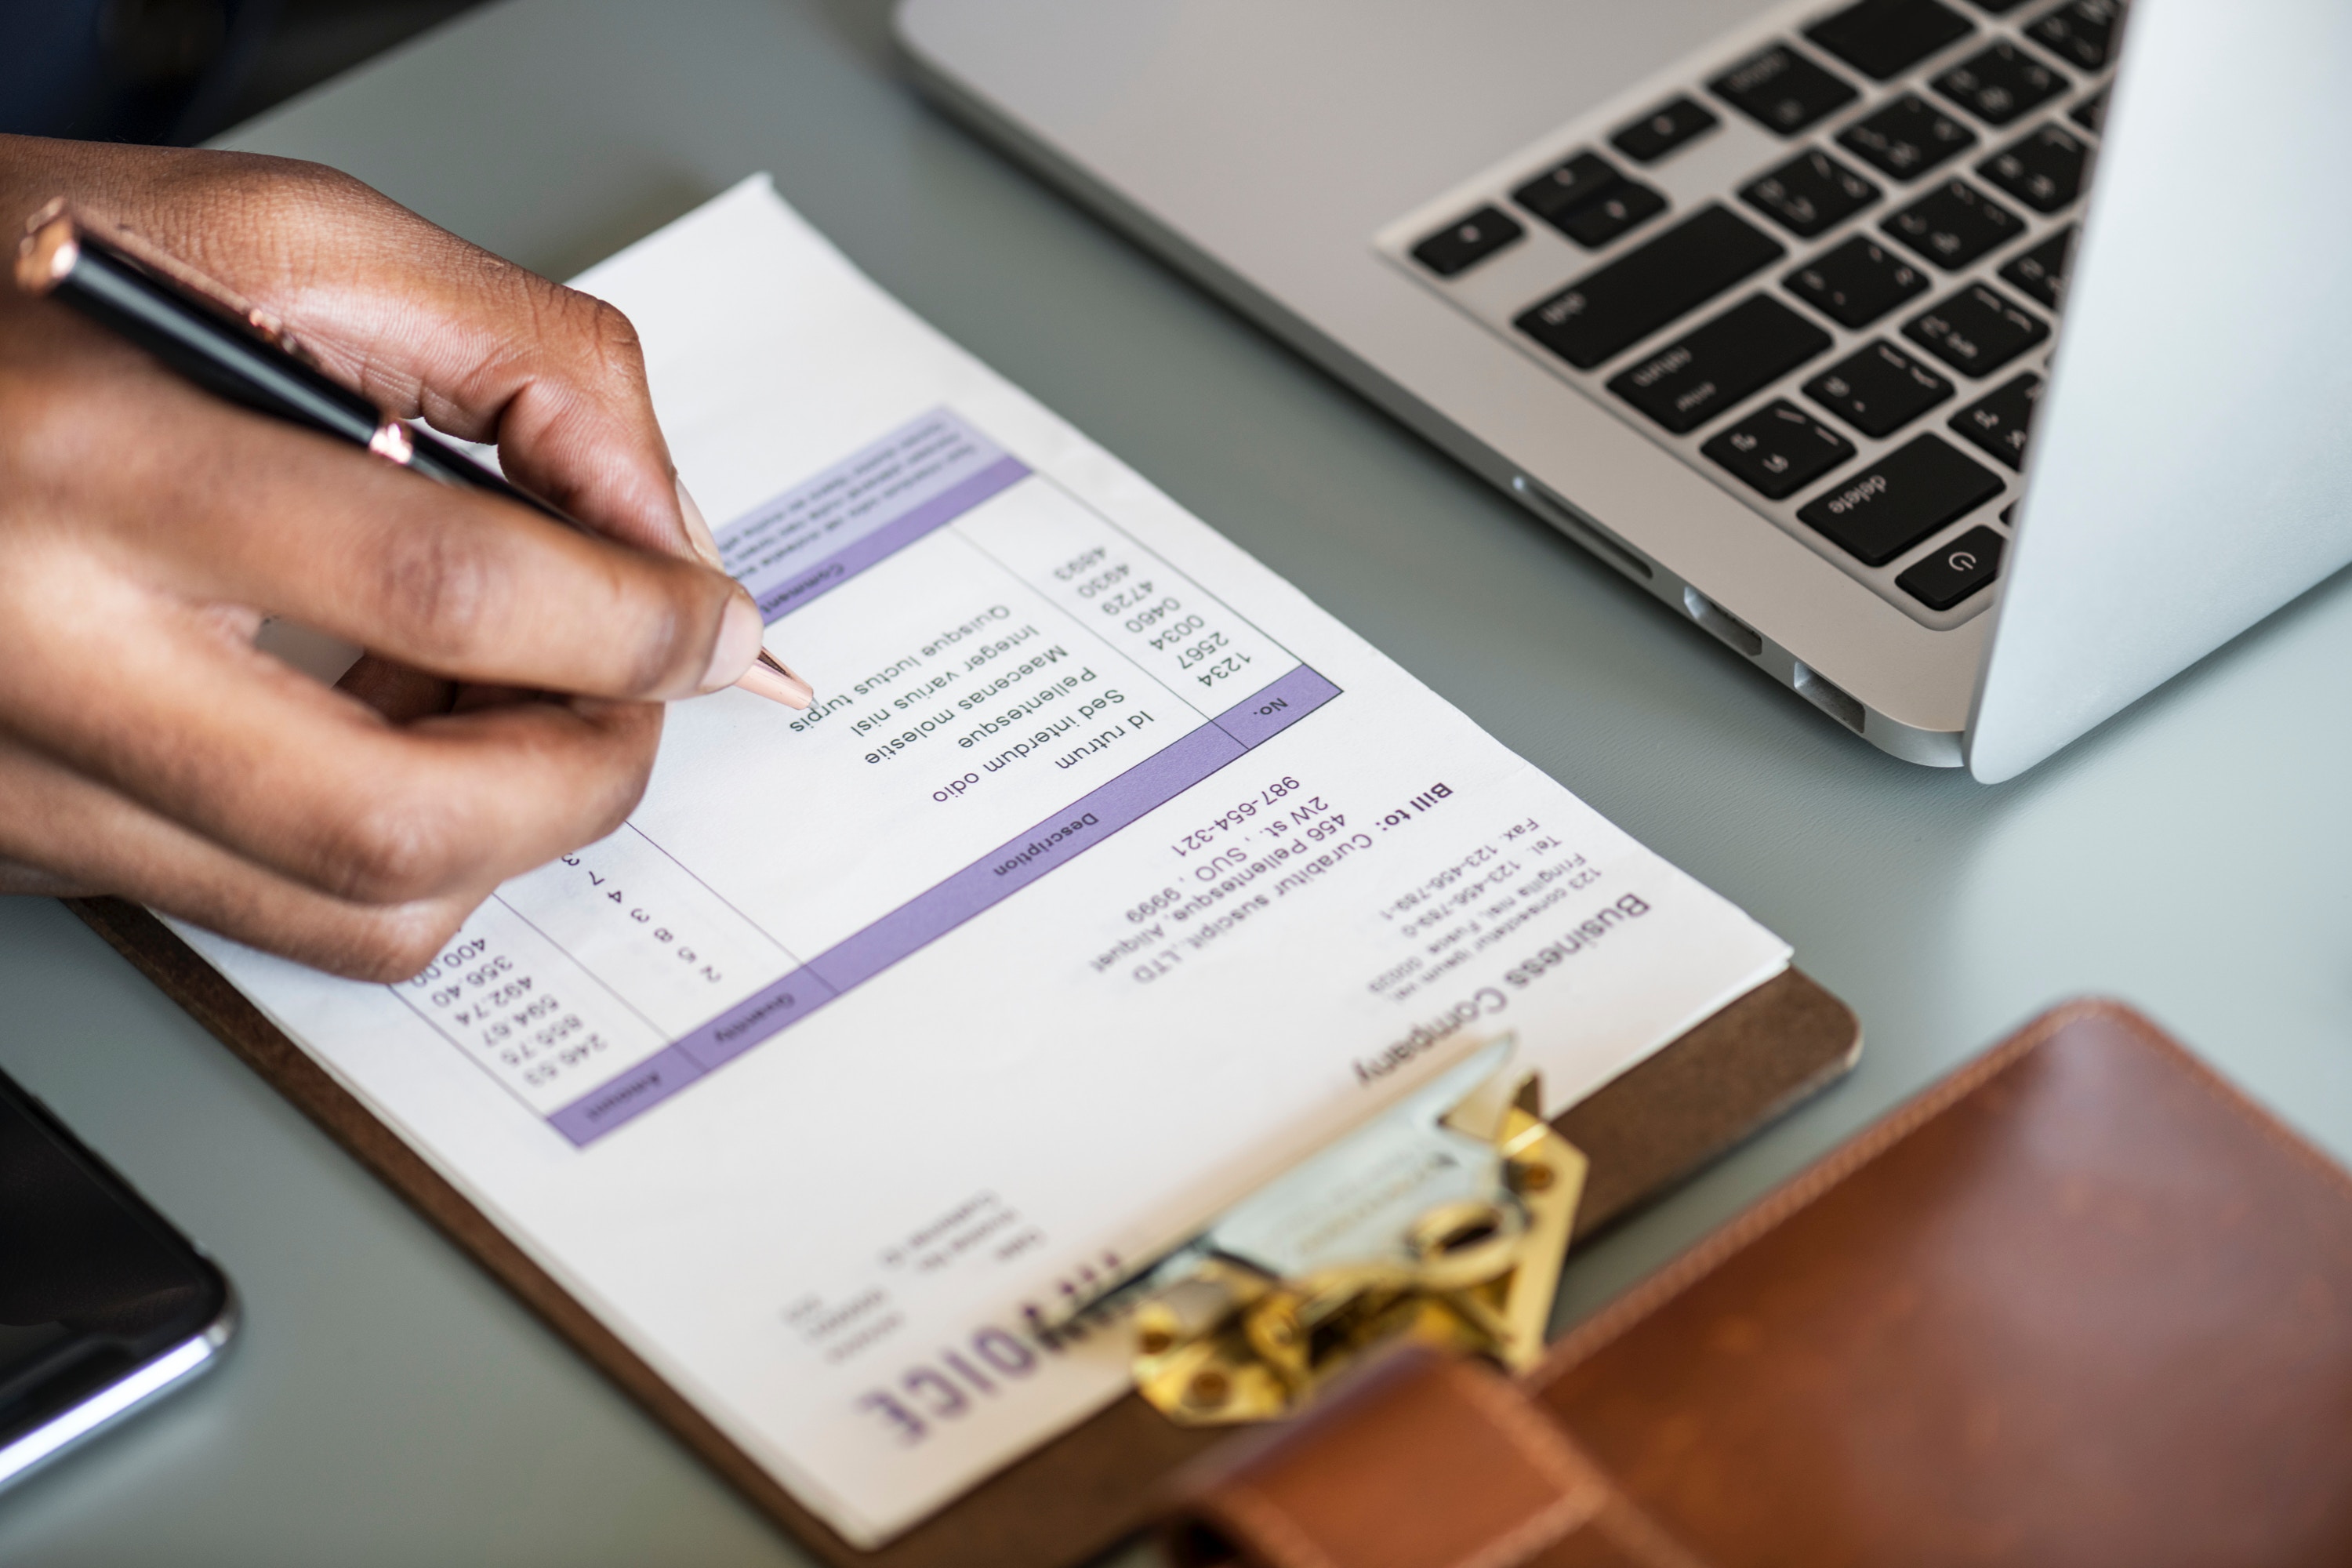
[0,1067,237,1492]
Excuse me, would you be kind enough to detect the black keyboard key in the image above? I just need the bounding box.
[1896,524,2005,608]
[1978,124,2089,212]
[1740,150,1882,239]
[1515,206,1787,370]
[2028,0,2122,70]
[1740,149,1882,239]
[1513,152,1625,223]
[1414,206,1525,277]
[1784,235,1931,327]
[1806,340,1955,437]
[1704,400,1858,499]
[1904,283,2049,376]
[1934,42,2067,126]
[1710,45,1859,136]
[1998,225,2074,308]
[1805,0,1975,80]
[1513,152,1667,249]
[1798,434,2005,563]
[1965,0,2033,13]
[1556,182,1669,248]
[1949,372,2042,467]
[1838,94,1978,181]
[1609,295,1833,434]
[1612,96,1721,163]
[2069,86,2109,134]
[1884,178,2025,268]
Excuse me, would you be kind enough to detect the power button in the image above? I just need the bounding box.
[1896,524,2005,611]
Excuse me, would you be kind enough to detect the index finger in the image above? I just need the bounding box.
[54,365,766,702]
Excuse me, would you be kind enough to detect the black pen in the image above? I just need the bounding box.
[12,200,811,707]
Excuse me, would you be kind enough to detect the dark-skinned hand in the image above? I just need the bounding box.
[0,136,771,980]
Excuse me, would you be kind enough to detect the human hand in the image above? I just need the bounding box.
[0,136,775,979]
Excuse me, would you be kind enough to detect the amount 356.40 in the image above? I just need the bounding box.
[406,941,613,1087]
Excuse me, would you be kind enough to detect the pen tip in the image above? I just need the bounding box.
[739,648,815,709]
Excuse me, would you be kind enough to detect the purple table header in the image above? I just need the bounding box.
[548,660,1340,1142]
[716,408,1030,623]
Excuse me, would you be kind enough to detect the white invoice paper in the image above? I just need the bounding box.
[180,176,1790,1547]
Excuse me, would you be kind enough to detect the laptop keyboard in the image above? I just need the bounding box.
[1380,0,2124,628]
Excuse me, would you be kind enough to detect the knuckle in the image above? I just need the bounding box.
[586,296,645,363]
[613,572,702,696]
[574,294,652,393]
[320,794,460,905]
[374,521,503,660]
[595,726,660,827]
[343,903,468,984]
[542,702,660,835]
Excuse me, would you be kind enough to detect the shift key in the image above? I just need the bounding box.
[1610,295,1830,433]
[1516,205,1786,370]
[1798,434,2002,564]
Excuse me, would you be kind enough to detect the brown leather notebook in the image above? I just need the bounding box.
[67,897,1857,1568]
[1168,1000,2352,1568]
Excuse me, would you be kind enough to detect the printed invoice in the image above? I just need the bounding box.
[180,177,1791,1546]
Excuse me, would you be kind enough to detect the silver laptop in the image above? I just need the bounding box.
[895,0,2352,780]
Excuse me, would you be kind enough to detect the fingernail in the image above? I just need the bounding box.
[676,477,725,570]
[700,595,764,694]
[736,647,815,710]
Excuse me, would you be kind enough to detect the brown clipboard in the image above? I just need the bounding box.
[67,895,1859,1568]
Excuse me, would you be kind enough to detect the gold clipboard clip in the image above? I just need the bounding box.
[1047,1037,1585,1425]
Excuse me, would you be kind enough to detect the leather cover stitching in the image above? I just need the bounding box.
[1214,1482,1341,1568]
[1440,1360,1606,1497]
[1447,1490,1605,1568]
[1589,1497,1718,1568]
[1534,997,2134,1383]
[2103,1006,2352,1199]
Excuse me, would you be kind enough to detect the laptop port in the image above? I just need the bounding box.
[1792,661,1865,732]
[1681,586,1762,657]
[1508,476,1653,580]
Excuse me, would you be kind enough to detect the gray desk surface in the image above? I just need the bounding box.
[3,2,2348,1563]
